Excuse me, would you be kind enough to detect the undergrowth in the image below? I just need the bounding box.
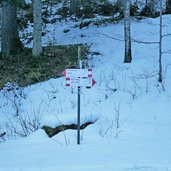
[0,45,88,89]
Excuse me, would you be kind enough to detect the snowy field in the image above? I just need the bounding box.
[0,14,171,171]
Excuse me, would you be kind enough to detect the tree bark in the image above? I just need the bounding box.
[32,0,42,57]
[1,0,23,57]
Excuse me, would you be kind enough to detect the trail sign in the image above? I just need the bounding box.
[66,77,92,87]
[65,68,92,78]
[63,68,96,87]
[63,46,96,145]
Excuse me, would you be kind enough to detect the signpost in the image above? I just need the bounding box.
[77,46,81,145]
[63,46,96,145]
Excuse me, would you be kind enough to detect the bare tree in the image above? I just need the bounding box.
[32,0,42,57]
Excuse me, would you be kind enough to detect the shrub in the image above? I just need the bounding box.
[57,6,70,18]
[130,3,139,16]
[96,2,114,16]
[77,5,95,18]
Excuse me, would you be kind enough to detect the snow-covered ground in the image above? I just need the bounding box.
[0,14,171,171]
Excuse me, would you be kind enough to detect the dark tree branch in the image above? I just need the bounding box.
[101,33,159,44]
[0,132,6,141]
[42,121,95,138]
[132,38,159,44]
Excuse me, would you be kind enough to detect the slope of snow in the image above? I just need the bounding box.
[0,14,171,171]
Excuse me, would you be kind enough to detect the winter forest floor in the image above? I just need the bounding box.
[0,8,171,171]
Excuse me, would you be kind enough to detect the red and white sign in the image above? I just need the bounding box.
[63,68,96,87]
[65,68,92,78]
[66,77,93,87]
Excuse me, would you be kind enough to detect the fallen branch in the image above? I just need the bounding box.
[132,38,159,44]
[42,122,94,138]
[101,33,159,44]
[0,132,6,141]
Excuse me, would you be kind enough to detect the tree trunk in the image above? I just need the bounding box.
[32,0,42,57]
[166,0,171,13]
[147,0,156,17]
[1,0,23,57]
[70,0,78,15]
[124,0,132,63]
[158,0,163,83]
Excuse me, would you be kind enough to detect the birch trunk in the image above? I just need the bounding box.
[124,0,132,63]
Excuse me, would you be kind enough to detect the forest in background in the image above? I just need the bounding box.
[0,0,170,88]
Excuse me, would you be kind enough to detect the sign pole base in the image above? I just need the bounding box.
[77,86,81,145]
